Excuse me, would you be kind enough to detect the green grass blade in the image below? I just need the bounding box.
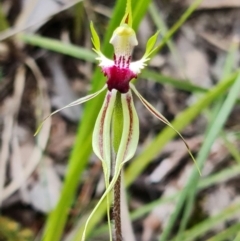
[20,34,96,62]
[170,202,240,241]
[142,69,208,93]
[233,230,240,241]
[152,0,203,55]
[132,0,151,31]
[160,72,240,241]
[149,2,184,73]
[206,222,240,241]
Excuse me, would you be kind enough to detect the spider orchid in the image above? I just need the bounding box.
[35,0,199,240]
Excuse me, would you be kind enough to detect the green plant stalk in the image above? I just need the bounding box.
[207,222,240,241]
[42,1,149,241]
[160,72,240,241]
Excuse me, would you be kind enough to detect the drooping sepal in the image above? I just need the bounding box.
[34,85,107,136]
[130,84,201,175]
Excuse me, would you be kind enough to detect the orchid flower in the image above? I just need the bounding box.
[35,0,200,240]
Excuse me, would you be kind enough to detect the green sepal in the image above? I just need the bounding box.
[90,21,101,53]
[130,84,201,175]
[34,85,107,136]
[143,30,160,59]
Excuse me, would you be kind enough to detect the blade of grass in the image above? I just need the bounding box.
[142,69,208,93]
[170,201,240,241]
[132,0,151,31]
[149,2,184,75]
[160,72,240,241]
[206,222,240,241]
[20,34,97,62]
[233,230,240,241]
[152,0,203,55]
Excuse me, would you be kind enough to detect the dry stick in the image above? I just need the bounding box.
[114,172,122,241]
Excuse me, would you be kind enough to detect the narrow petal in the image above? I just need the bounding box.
[90,21,101,54]
[92,89,117,178]
[34,85,107,136]
[90,21,114,69]
[130,84,201,175]
[115,90,139,166]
